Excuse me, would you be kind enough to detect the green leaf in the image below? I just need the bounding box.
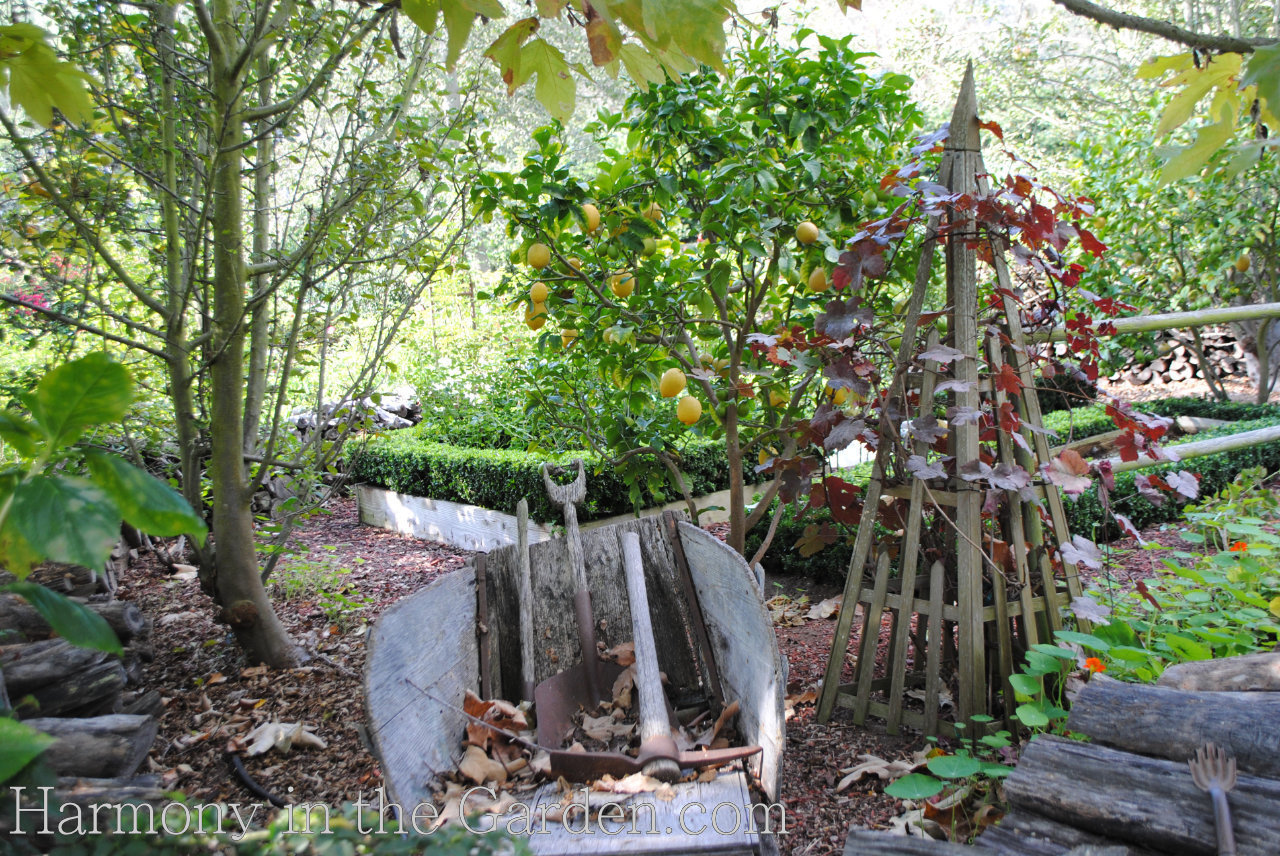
[618,43,666,92]
[28,353,132,449]
[401,0,440,34]
[0,24,93,127]
[517,38,575,123]
[884,773,943,800]
[979,761,1013,779]
[0,717,55,782]
[1009,672,1041,698]
[1164,633,1213,662]
[3,582,122,654]
[1016,703,1051,728]
[83,450,207,544]
[0,410,40,458]
[1054,630,1110,652]
[926,754,981,779]
[3,475,121,573]
[1243,42,1280,120]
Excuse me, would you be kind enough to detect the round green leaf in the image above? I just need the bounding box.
[884,773,944,800]
[1009,673,1042,698]
[1016,703,1051,729]
[926,754,982,779]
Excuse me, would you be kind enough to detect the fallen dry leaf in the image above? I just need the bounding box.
[612,666,635,709]
[581,713,634,743]
[601,641,636,666]
[458,744,507,787]
[242,721,327,757]
[806,595,843,620]
[835,754,917,792]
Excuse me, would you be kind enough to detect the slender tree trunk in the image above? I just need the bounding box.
[244,56,275,454]
[725,402,745,555]
[207,0,299,667]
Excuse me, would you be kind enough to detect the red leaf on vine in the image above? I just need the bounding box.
[1134,474,1167,506]
[1047,450,1092,496]
[1113,430,1142,462]
[796,523,839,558]
[1115,513,1144,544]
[998,400,1021,434]
[1166,470,1200,500]
[979,119,1004,141]
[1078,228,1107,258]
[994,363,1023,395]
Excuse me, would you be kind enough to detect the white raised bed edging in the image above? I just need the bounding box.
[356,482,764,552]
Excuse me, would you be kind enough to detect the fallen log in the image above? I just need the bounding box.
[1004,735,1280,856]
[979,811,1157,855]
[0,595,145,644]
[0,562,114,598]
[13,659,126,719]
[122,689,164,717]
[1155,650,1280,692]
[0,639,110,697]
[1067,674,1280,778]
[23,714,157,779]
[843,830,996,854]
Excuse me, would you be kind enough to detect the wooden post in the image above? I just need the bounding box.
[944,63,986,727]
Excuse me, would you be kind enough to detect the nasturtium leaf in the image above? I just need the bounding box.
[1009,673,1041,698]
[884,773,943,800]
[1054,630,1109,652]
[1015,704,1050,729]
[4,582,122,654]
[980,762,1013,779]
[83,450,207,544]
[1164,633,1212,662]
[0,717,55,783]
[28,352,132,449]
[4,475,121,573]
[927,754,981,780]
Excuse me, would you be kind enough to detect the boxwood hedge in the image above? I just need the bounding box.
[349,428,747,524]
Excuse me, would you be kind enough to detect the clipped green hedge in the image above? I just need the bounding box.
[1040,397,1280,446]
[350,431,746,523]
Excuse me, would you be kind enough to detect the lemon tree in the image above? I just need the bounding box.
[477,30,923,555]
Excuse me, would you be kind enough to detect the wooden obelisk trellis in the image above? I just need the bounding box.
[815,66,1087,735]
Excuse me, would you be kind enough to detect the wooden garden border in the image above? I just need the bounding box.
[355,482,763,552]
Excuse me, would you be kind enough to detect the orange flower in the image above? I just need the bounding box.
[1084,657,1106,673]
[1230,541,1248,552]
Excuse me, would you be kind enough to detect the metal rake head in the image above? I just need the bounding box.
[1189,742,1237,792]
[541,459,586,508]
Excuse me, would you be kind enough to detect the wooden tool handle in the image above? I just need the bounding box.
[621,531,680,782]
[516,499,536,702]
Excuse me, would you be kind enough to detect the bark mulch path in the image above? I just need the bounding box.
[119,478,1206,854]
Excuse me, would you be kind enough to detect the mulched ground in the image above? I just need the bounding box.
[115,380,1238,854]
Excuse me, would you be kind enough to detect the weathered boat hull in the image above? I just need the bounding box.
[365,515,785,854]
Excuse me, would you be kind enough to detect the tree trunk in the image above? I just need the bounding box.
[1067,674,1280,778]
[725,401,745,556]
[206,0,299,668]
[23,714,157,778]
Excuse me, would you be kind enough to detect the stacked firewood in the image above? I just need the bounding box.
[1104,325,1246,386]
[0,550,161,787]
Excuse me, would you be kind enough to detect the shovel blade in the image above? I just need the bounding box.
[534,660,627,748]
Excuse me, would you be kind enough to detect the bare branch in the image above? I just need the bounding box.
[1051,0,1272,52]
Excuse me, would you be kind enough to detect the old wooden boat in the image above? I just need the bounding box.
[364,511,786,855]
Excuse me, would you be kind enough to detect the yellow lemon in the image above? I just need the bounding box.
[527,243,551,269]
[611,273,635,298]
[567,256,582,271]
[1235,254,1251,273]
[525,302,547,330]
[796,221,819,245]
[769,389,787,408]
[561,328,577,348]
[659,367,687,398]
[582,203,601,233]
[807,267,829,292]
[530,281,549,303]
[643,202,662,221]
[676,395,702,425]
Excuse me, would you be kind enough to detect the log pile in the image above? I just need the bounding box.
[286,387,421,441]
[1102,325,1246,387]
[845,660,1280,855]
[1,557,161,788]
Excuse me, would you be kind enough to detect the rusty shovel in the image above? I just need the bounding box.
[533,460,624,748]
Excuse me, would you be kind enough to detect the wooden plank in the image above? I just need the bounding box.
[857,587,1055,623]
[364,568,478,811]
[664,511,725,712]
[495,770,762,855]
[984,333,1019,727]
[1156,650,1280,691]
[923,560,946,737]
[1036,301,1280,342]
[1100,425,1280,474]
[678,521,785,803]
[943,64,986,726]
[357,483,763,552]
[851,552,893,724]
[486,518,703,705]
